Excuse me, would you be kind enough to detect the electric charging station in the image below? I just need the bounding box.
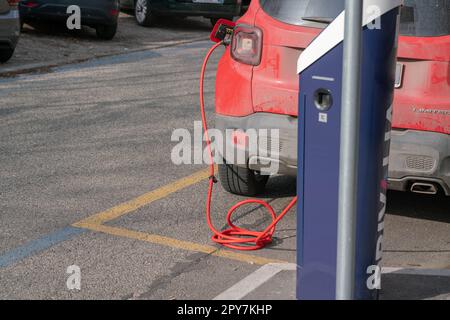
[297,0,403,300]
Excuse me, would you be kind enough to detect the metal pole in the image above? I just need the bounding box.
[336,0,363,300]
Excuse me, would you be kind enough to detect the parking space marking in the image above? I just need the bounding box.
[0,226,86,268]
[72,167,285,266]
[73,168,211,227]
[214,263,296,300]
[1,168,285,268]
[214,264,450,300]
[78,223,285,266]
[382,267,450,277]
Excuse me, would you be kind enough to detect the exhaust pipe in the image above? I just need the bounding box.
[410,182,438,195]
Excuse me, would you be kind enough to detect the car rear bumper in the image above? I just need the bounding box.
[216,114,450,195]
[215,113,297,175]
[388,129,450,195]
[19,3,118,26]
[0,9,20,49]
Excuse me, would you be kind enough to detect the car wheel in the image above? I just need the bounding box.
[0,47,15,63]
[218,161,269,196]
[135,0,156,26]
[96,23,118,40]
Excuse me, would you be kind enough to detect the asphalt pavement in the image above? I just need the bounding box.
[0,21,449,299]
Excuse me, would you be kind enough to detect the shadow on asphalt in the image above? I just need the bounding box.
[387,190,450,224]
[259,175,297,199]
[22,20,98,39]
[380,272,450,300]
[225,175,297,252]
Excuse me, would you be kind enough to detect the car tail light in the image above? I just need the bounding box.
[21,1,39,8]
[231,25,263,66]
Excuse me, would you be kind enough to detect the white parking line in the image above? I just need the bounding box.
[382,267,450,277]
[213,263,296,300]
[214,264,450,300]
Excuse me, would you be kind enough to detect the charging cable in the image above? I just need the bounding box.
[200,42,298,251]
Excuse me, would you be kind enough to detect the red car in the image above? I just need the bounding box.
[215,0,450,196]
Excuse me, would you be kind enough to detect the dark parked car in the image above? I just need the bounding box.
[120,0,249,27]
[19,0,119,39]
[0,0,20,62]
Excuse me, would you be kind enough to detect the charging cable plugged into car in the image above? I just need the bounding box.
[200,19,298,251]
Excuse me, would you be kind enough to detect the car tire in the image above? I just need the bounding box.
[218,161,269,196]
[0,47,15,63]
[96,23,118,40]
[135,0,156,26]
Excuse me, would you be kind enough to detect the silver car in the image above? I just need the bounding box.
[0,0,20,63]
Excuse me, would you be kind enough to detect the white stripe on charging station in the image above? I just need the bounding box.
[297,0,404,74]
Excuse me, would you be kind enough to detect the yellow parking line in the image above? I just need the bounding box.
[72,167,286,266]
[78,223,285,266]
[73,168,211,227]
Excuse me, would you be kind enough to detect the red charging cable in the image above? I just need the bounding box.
[200,42,298,251]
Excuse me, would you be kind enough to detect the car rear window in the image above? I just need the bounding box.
[261,0,450,36]
[259,0,345,28]
[400,0,450,36]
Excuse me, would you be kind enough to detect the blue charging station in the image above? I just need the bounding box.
[297,1,403,300]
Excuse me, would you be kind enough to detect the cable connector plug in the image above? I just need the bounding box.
[209,175,218,184]
[210,19,236,46]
